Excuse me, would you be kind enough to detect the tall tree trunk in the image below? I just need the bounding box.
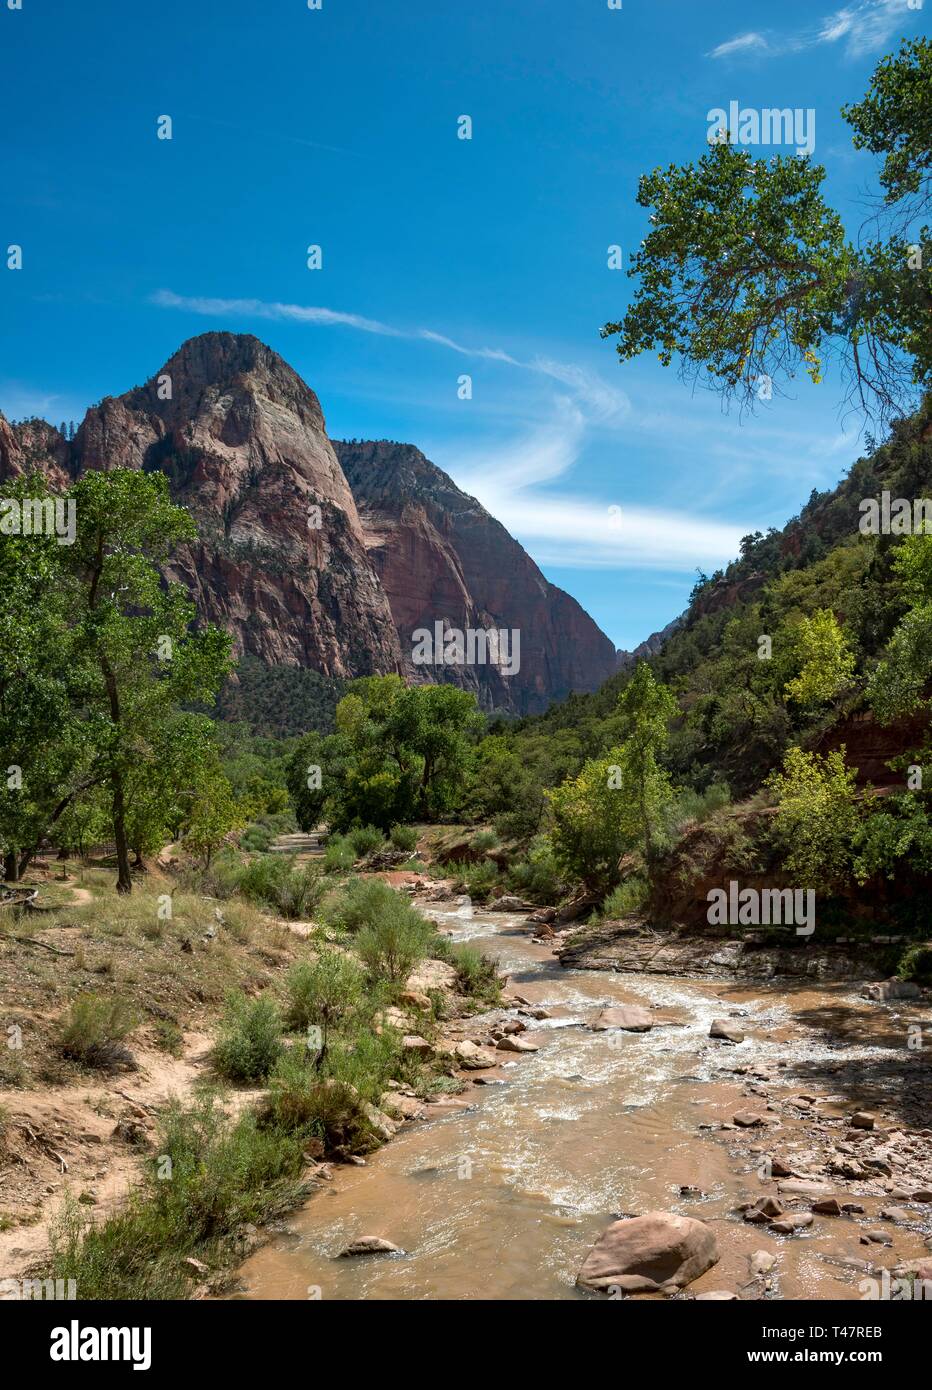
[3,851,19,883]
[101,658,132,894]
[112,775,133,894]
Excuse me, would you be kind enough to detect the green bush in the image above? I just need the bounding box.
[320,876,397,933]
[240,823,274,853]
[389,824,419,852]
[664,782,732,841]
[355,902,432,984]
[470,828,500,852]
[323,834,356,873]
[506,835,562,903]
[237,854,325,919]
[179,849,244,900]
[444,858,500,901]
[212,993,284,1082]
[596,875,648,921]
[450,944,501,1002]
[318,1026,405,1102]
[346,825,386,858]
[262,1055,383,1153]
[284,952,364,1034]
[59,993,138,1069]
[898,943,932,984]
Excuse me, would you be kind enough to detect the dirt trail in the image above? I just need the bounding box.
[0,1033,215,1280]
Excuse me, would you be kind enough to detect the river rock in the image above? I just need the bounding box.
[745,1197,784,1223]
[496,1036,539,1053]
[401,1035,434,1057]
[861,979,921,1001]
[407,959,459,995]
[709,1019,745,1043]
[750,1250,776,1276]
[338,1237,403,1257]
[379,1092,425,1121]
[770,1212,814,1234]
[592,1005,653,1033]
[812,1198,843,1216]
[360,1099,398,1141]
[733,1110,767,1128]
[487,895,532,912]
[454,1040,497,1069]
[399,991,432,1012]
[576,1211,720,1293]
[850,1112,875,1130]
[778,1179,833,1197]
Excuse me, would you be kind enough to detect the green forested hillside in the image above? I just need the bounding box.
[504,398,932,801]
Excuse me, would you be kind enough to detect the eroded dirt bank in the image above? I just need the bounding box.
[236,901,932,1301]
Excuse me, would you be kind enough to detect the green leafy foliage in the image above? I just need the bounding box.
[766,746,861,886]
[604,37,932,423]
[212,993,284,1082]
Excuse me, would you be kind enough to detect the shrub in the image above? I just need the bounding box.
[237,855,325,919]
[445,858,499,901]
[596,875,648,921]
[664,782,732,841]
[766,747,860,886]
[898,943,932,984]
[179,849,244,900]
[319,1025,404,1102]
[470,828,500,852]
[389,824,418,852]
[323,835,356,873]
[355,904,432,985]
[320,876,398,933]
[240,823,274,853]
[506,835,562,903]
[59,993,138,1069]
[450,944,501,1002]
[284,952,364,1036]
[346,825,386,858]
[212,993,284,1082]
[262,1059,382,1154]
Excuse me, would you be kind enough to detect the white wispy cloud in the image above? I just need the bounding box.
[0,380,65,421]
[709,32,769,60]
[152,288,630,422]
[708,0,914,62]
[446,400,747,573]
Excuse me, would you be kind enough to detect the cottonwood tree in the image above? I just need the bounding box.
[0,476,88,880]
[783,609,857,707]
[61,469,232,892]
[603,37,931,424]
[613,662,678,859]
[321,675,482,831]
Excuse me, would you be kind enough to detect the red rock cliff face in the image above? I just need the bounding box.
[335,439,619,714]
[70,333,402,678]
[1,334,619,712]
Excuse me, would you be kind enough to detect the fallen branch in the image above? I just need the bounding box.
[13,936,76,957]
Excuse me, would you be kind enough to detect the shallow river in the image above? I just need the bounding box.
[237,902,930,1301]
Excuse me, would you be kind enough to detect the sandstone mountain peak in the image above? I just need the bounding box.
[1,337,619,715]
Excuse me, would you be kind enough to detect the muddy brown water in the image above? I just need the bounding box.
[237,903,931,1301]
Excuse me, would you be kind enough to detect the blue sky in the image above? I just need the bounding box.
[1,0,928,650]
